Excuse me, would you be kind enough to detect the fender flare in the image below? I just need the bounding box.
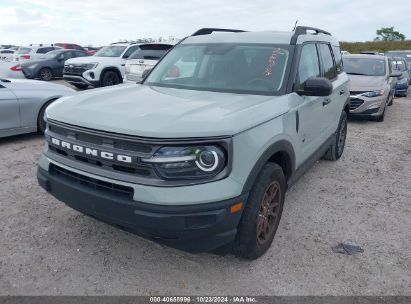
[242,140,296,194]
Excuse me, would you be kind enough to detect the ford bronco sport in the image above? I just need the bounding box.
[37,27,350,259]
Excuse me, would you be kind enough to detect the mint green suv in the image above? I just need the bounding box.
[37,27,350,259]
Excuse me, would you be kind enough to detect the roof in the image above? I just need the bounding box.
[343,54,386,60]
[182,27,338,46]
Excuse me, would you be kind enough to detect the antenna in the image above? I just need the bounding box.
[293,20,298,31]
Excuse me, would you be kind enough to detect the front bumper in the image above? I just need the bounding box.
[37,165,247,253]
[349,95,386,118]
[63,75,100,87]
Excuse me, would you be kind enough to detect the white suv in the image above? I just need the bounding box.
[13,44,60,62]
[63,42,141,89]
[124,43,173,83]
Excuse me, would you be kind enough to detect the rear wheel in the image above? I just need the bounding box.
[234,163,285,260]
[323,111,347,161]
[101,70,120,87]
[38,68,53,81]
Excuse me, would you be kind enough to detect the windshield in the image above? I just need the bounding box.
[145,43,290,95]
[40,50,61,59]
[343,58,386,76]
[17,48,31,54]
[95,45,126,57]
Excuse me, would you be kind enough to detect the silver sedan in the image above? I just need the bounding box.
[0,78,75,138]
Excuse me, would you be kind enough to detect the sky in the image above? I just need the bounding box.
[0,0,410,46]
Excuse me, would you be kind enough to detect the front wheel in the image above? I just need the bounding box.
[323,111,347,161]
[101,71,120,87]
[37,100,55,134]
[233,163,285,260]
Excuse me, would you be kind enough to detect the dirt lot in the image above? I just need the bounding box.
[0,89,410,296]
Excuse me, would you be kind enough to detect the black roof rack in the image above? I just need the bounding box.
[290,26,331,44]
[191,28,246,36]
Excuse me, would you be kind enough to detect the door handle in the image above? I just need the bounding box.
[323,98,332,106]
[339,89,346,95]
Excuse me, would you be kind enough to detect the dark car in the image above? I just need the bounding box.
[385,50,411,83]
[390,57,410,97]
[55,43,95,55]
[21,49,89,81]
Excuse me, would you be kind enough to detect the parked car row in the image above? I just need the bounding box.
[63,42,173,88]
[1,26,410,260]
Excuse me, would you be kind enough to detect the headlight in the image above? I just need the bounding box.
[143,145,227,180]
[397,77,408,84]
[361,90,385,97]
[82,62,98,69]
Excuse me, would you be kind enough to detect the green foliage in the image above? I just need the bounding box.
[340,40,411,54]
[375,27,405,41]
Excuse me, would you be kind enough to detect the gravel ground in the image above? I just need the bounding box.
[0,90,410,296]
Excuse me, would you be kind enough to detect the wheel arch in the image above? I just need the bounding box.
[242,140,296,194]
[36,97,60,131]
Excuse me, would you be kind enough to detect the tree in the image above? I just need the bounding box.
[375,27,405,41]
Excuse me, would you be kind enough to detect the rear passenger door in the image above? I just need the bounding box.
[317,43,349,136]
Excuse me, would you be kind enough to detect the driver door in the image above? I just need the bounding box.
[291,43,328,167]
[0,83,20,132]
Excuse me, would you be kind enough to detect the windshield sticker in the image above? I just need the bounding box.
[264,48,282,76]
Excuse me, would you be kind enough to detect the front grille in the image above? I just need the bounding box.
[49,123,152,153]
[46,120,158,179]
[63,66,87,75]
[49,164,134,200]
[349,98,364,110]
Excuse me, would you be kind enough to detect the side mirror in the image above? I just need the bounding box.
[142,68,152,79]
[298,77,333,97]
[390,71,402,77]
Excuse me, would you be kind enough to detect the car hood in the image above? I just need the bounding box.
[348,75,387,92]
[46,84,290,138]
[65,56,120,64]
[5,79,75,95]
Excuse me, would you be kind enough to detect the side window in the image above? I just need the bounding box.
[332,46,343,74]
[296,43,320,90]
[37,47,54,54]
[122,46,139,59]
[75,51,87,57]
[318,44,337,80]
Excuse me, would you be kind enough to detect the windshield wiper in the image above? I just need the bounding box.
[0,78,11,83]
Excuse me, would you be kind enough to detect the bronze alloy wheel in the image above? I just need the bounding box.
[257,181,281,245]
[337,114,347,156]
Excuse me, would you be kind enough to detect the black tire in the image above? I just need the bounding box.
[73,83,88,90]
[37,100,55,134]
[388,93,393,106]
[376,107,385,122]
[323,111,347,161]
[38,68,53,81]
[101,70,120,87]
[233,163,285,260]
